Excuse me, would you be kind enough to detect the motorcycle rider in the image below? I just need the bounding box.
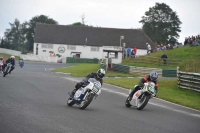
[0,56,6,72]
[19,57,24,65]
[128,71,158,100]
[3,56,15,74]
[70,68,106,96]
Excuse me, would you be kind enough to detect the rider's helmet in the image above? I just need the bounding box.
[10,56,15,59]
[150,71,158,81]
[97,69,106,79]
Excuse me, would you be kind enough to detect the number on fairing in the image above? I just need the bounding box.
[7,63,12,67]
[147,84,154,93]
[92,82,101,93]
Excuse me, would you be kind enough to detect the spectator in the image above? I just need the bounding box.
[127,47,131,57]
[157,45,160,51]
[132,46,137,58]
[177,42,183,48]
[173,43,178,48]
[184,37,188,45]
[123,47,127,58]
[161,53,168,64]
[146,43,151,54]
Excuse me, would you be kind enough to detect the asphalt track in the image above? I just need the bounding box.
[0,61,200,133]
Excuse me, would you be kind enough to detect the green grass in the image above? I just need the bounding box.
[104,79,200,111]
[0,53,20,61]
[51,64,139,77]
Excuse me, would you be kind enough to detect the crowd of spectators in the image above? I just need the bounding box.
[123,46,137,58]
[184,34,200,46]
[123,34,200,59]
[153,34,200,52]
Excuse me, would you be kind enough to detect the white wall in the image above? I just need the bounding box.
[34,43,123,63]
[135,49,147,56]
[0,48,21,56]
[0,48,63,63]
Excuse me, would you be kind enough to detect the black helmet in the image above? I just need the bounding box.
[150,71,158,81]
[97,69,106,78]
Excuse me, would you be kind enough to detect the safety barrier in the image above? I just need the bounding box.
[112,64,130,73]
[177,71,200,92]
[66,57,99,63]
[129,56,181,67]
[162,69,177,77]
[112,63,177,77]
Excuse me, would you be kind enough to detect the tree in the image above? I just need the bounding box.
[4,19,27,50]
[139,3,182,44]
[0,38,4,48]
[68,14,93,27]
[26,15,58,51]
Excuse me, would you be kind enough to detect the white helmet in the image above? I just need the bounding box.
[10,56,15,59]
[97,69,106,78]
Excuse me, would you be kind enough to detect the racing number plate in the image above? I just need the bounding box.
[147,84,154,94]
[7,63,12,67]
[92,82,101,93]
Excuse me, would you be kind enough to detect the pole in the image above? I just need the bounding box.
[120,37,121,47]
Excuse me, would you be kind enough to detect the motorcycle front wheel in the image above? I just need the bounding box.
[79,93,94,110]
[125,96,132,107]
[67,97,75,106]
[137,93,150,110]
[3,69,8,77]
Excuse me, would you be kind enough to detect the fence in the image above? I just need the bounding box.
[129,56,181,67]
[66,57,99,63]
[111,63,176,77]
[177,71,200,92]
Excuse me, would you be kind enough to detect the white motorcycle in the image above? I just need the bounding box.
[3,63,12,77]
[67,78,102,110]
[125,82,156,110]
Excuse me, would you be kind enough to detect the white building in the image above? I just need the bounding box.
[34,24,154,63]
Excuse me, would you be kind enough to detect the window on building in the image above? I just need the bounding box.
[91,47,99,51]
[67,45,76,50]
[41,44,53,49]
[42,50,46,52]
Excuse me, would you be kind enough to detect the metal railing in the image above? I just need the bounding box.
[129,56,181,67]
[177,71,200,92]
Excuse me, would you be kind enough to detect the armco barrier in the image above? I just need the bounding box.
[177,71,200,92]
[162,69,177,77]
[112,64,130,73]
[66,57,99,63]
[112,63,177,77]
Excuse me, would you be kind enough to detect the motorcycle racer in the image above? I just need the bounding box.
[128,71,158,100]
[0,56,6,72]
[3,56,16,74]
[70,68,106,96]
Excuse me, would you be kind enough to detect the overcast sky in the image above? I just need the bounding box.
[0,0,199,43]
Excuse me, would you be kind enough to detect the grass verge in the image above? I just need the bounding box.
[51,64,139,77]
[0,53,19,60]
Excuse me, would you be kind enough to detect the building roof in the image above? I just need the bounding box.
[34,23,155,49]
